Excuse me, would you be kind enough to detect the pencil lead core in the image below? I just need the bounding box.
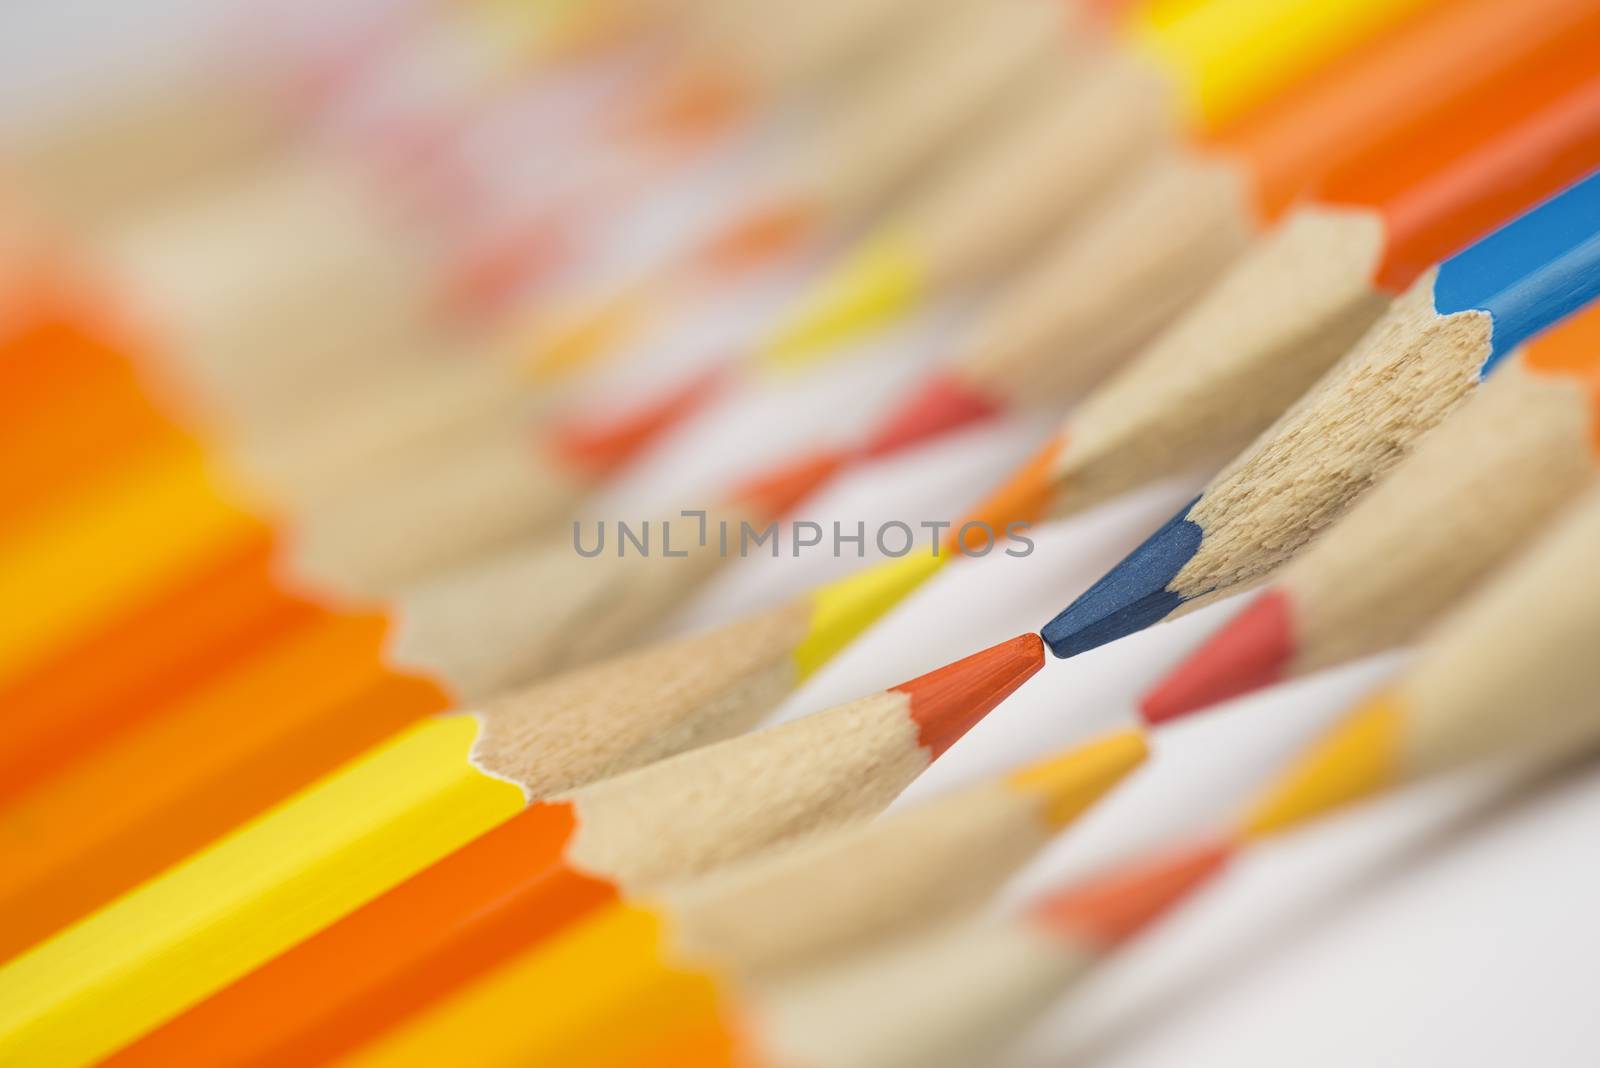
[893,633,1044,759]
[1033,838,1235,950]
[861,373,1007,458]
[1142,589,1296,724]
[1041,499,1202,658]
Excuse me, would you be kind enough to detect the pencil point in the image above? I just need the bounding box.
[1242,696,1405,839]
[760,234,926,367]
[794,553,950,680]
[729,448,851,521]
[894,633,1044,759]
[619,65,748,144]
[1034,838,1235,950]
[444,222,570,324]
[861,373,1006,458]
[552,365,727,478]
[525,287,651,383]
[1142,590,1296,724]
[950,433,1069,554]
[1041,500,1203,659]
[695,200,819,275]
[1007,729,1149,829]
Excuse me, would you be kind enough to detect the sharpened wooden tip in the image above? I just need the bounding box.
[861,372,1007,458]
[1032,838,1235,950]
[695,200,820,275]
[760,234,925,366]
[1007,729,1149,829]
[619,64,750,144]
[525,286,652,383]
[728,448,851,522]
[1142,590,1297,724]
[442,221,569,325]
[1042,499,1203,658]
[893,634,1044,759]
[952,432,1068,554]
[551,365,728,479]
[1242,696,1405,838]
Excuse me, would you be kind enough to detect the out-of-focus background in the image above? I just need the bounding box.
[4,2,1599,1065]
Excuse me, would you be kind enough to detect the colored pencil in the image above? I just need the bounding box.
[541,0,1441,381]
[0,418,846,813]
[15,0,1561,751]
[983,1,1600,529]
[0,633,1040,1068]
[0,0,1068,717]
[1042,171,1600,659]
[1145,299,1600,721]
[0,546,956,989]
[0,0,424,233]
[311,729,1144,1068]
[104,641,1065,1068]
[0,357,707,742]
[1242,483,1600,839]
[876,0,1600,455]
[619,0,951,146]
[530,0,1103,379]
[596,841,1230,1068]
[0,565,855,959]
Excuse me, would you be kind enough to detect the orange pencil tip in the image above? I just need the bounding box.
[695,201,820,276]
[949,433,1068,554]
[861,373,1007,459]
[1034,838,1236,951]
[553,365,729,479]
[1142,590,1297,725]
[619,65,749,144]
[893,633,1044,759]
[728,448,852,521]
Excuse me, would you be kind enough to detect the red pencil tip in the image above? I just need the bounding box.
[861,373,1007,459]
[1034,837,1236,950]
[728,448,852,521]
[893,633,1044,759]
[1141,590,1297,725]
[552,365,728,479]
[442,220,571,322]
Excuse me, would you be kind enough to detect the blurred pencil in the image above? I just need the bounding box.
[1145,300,1600,721]
[0,357,707,740]
[530,0,1088,381]
[617,0,942,146]
[104,639,1055,1068]
[0,0,1066,707]
[0,632,1039,1068]
[1240,484,1600,839]
[759,0,1447,368]
[1042,171,1600,659]
[0,568,827,958]
[0,543,962,1037]
[0,0,424,231]
[329,730,1144,1068]
[646,842,1230,1068]
[868,0,1600,455]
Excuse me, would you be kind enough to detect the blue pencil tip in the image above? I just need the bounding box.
[1041,500,1205,658]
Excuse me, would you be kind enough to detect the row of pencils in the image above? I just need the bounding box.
[4,0,1600,1063]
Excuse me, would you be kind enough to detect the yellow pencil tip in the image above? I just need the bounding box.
[793,553,948,680]
[759,232,925,368]
[524,288,652,383]
[1008,728,1150,830]
[1241,695,1406,839]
